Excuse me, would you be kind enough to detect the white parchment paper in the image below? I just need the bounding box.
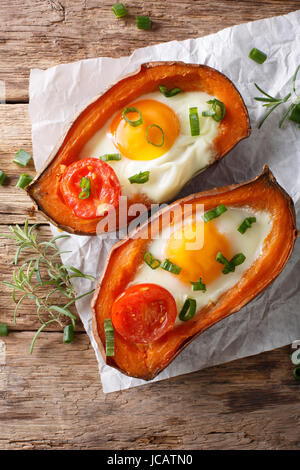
[29,10,300,393]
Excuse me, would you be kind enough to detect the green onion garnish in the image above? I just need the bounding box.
[249,48,267,64]
[99,153,121,162]
[216,252,246,274]
[104,319,115,357]
[16,174,33,189]
[146,124,164,147]
[202,99,226,122]
[289,103,300,124]
[122,107,143,127]
[63,324,74,344]
[144,252,161,270]
[158,85,182,97]
[190,278,206,292]
[13,149,32,167]
[136,15,151,30]
[293,367,300,381]
[179,298,197,322]
[161,259,181,275]
[291,349,300,366]
[112,3,128,18]
[0,323,8,336]
[78,177,91,199]
[203,204,227,223]
[238,217,256,234]
[189,107,200,136]
[128,171,150,184]
[0,170,7,186]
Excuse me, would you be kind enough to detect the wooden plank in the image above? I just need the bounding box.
[0,333,299,449]
[1,0,299,101]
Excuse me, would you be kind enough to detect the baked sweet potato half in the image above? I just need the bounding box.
[91,166,298,380]
[27,61,250,235]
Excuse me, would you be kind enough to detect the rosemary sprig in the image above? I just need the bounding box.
[254,64,300,128]
[0,220,95,352]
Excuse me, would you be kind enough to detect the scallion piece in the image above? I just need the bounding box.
[249,48,267,64]
[161,259,181,275]
[189,107,200,136]
[293,367,300,381]
[136,15,151,30]
[146,124,164,147]
[190,278,206,292]
[112,3,128,18]
[16,173,33,189]
[289,103,300,124]
[63,324,74,344]
[291,349,300,366]
[216,252,246,274]
[238,217,256,234]
[158,85,182,97]
[122,107,143,127]
[0,323,8,337]
[179,298,197,322]
[104,319,115,357]
[144,252,161,270]
[99,153,121,162]
[0,170,7,185]
[13,149,32,167]
[202,99,226,122]
[128,171,149,184]
[203,204,227,223]
[79,177,91,199]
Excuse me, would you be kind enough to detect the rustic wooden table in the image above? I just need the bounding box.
[1,0,300,450]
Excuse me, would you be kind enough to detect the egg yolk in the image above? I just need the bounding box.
[110,99,181,161]
[165,221,232,285]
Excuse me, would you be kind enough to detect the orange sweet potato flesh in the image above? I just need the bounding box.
[27,62,250,235]
[91,166,298,380]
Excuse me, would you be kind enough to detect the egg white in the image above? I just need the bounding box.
[130,207,272,324]
[79,91,219,203]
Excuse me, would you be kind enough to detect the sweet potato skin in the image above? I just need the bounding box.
[27,61,250,235]
[91,166,298,380]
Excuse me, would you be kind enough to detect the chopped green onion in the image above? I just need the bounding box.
[158,85,182,97]
[144,252,161,270]
[293,367,300,381]
[16,173,33,189]
[13,149,32,167]
[0,170,7,185]
[189,107,200,136]
[249,48,267,64]
[179,298,197,322]
[99,153,121,162]
[190,278,206,292]
[79,177,91,199]
[202,99,226,122]
[122,107,143,127]
[291,349,300,366]
[216,252,246,274]
[112,3,127,18]
[238,217,256,234]
[63,324,74,344]
[0,323,8,336]
[128,171,150,184]
[146,124,164,147]
[104,319,115,357]
[136,15,151,30]
[203,204,227,223]
[161,259,181,275]
[289,103,300,124]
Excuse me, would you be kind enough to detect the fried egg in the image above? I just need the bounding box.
[79,91,220,203]
[131,207,272,323]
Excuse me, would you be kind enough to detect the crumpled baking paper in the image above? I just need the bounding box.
[29,9,300,393]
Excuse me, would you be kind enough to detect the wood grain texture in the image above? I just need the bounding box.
[1,0,300,451]
[1,0,299,101]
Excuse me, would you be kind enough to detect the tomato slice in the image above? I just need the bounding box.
[111,283,177,344]
[60,158,121,219]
